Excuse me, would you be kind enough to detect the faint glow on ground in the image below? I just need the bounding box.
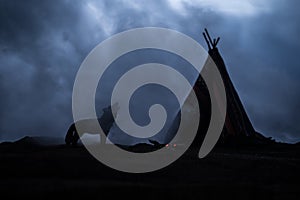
[80,133,100,145]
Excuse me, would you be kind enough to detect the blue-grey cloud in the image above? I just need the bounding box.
[0,0,299,143]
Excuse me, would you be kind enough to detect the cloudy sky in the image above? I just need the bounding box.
[0,0,299,143]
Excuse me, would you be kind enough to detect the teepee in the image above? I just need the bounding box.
[190,29,268,148]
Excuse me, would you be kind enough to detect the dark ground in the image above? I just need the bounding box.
[0,137,299,199]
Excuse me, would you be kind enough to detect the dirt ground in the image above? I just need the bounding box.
[0,139,299,199]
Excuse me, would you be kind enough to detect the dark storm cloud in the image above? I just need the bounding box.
[0,0,90,140]
[0,0,299,143]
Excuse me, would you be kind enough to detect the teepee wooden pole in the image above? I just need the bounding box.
[203,32,211,50]
[215,37,220,47]
[205,28,214,48]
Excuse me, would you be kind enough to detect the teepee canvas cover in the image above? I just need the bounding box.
[189,29,268,149]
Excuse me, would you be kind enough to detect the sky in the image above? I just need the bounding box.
[0,0,299,143]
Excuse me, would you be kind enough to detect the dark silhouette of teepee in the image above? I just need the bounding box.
[191,29,268,146]
[203,28,255,137]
